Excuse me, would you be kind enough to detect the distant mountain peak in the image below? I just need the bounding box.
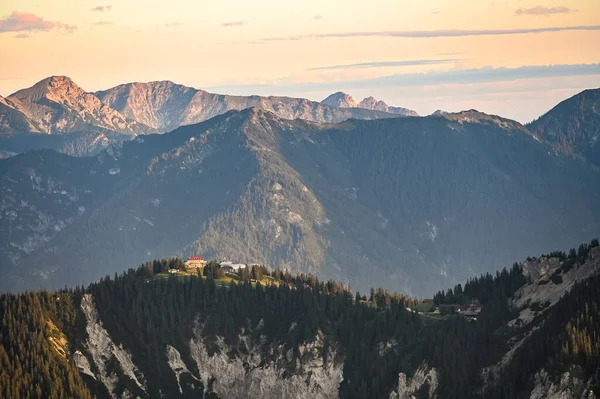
[432,110,448,116]
[11,76,82,102]
[358,96,418,117]
[528,88,600,166]
[442,109,530,133]
[358,96,386,111]
[5,76,156,137]
[44,75,76,86]
[321,93,418,116]
[321,92,357,108]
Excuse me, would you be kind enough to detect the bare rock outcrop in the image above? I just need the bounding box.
[77,293,147,398]
[189,327,343,399]
[530,368,596,399]
[389,365,438,399]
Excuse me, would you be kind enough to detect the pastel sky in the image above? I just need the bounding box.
[0,0,599,122]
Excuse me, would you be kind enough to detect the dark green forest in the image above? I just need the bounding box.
[1,240,599,398]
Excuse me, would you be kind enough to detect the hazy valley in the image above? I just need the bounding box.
[1,85,600,295]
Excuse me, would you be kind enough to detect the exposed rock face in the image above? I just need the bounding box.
[97,82,398,133]
[166,345,201,393]
[482,248,600,394]
[389,365,438,399]
[510,248,600,326]
[78,294,147,398]
[0,95,39,136]
[320,93,418,116]
[358,96,419,116]
[7,76,155,136]
[0,77,159,156]
[95,81,198,133]
[530,368,596,399]
[321,92,358,108]
[189,327,343,399]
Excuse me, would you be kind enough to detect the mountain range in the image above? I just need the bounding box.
[0,77,408,156]
[321,91,419,116]
[1,92,600,294]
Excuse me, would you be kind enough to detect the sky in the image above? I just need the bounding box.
[0,0,599,122]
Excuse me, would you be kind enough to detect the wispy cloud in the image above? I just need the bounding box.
[93,21,113,26]
[55,22,77,33]
[310,59,462,71]
[222,21,245,27]
[263,25,600,41]
[207,64,600,93]
[92,5,112,12]
[0,11,76,33]
[314,15,324,20]
[13,33,28,39]
[516,6,574,16]
[164,22,183,28]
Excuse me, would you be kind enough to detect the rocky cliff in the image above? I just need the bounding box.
[64,286,345,399]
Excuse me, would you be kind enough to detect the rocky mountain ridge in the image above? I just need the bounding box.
[6,76,156,137]
[321,92,358,109]
[95,81,400,133]
[0,77,403,156]
[320,92,418,116]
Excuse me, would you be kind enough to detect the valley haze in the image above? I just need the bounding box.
[0,75,599,297]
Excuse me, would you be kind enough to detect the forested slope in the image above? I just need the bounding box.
[3,109,599,296]
[1,239,599,398]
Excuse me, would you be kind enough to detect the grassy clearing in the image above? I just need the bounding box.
[413,301,435,313]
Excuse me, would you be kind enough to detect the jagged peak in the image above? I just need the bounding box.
[358,96,386,108]
[321,92,357,108]
[356,96,418,116]
[10,76,85,101]
[33,76,79,92]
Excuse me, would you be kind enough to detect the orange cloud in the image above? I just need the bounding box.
[0,11,75,33]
